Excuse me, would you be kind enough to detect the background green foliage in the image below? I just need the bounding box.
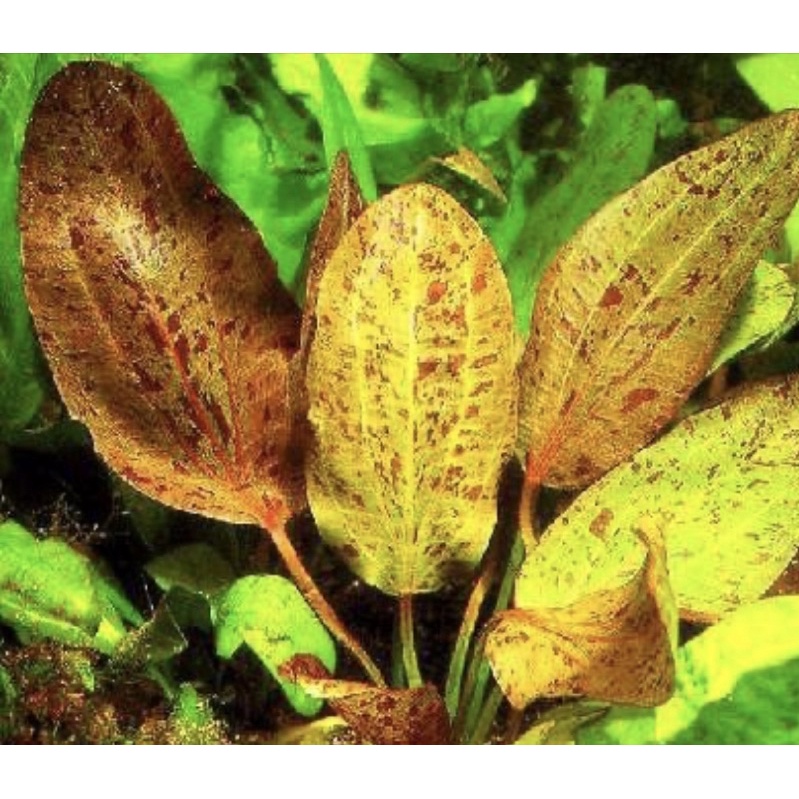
[2,53,799,743]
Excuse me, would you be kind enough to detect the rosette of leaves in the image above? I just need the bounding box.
[16,58,799,744]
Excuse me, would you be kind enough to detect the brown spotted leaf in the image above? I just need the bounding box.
[434,147,507,203]
[280,655,451,744]
[298,150,366,377]
[20,62,302,525]
[486,519,677,710]
[520,110,799,488]
[306,183,517,595]
[541,375,799,622]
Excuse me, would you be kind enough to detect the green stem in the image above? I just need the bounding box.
[469,683,504,744]
[391,608,406,688]
[399,594,423,688]
[444,547,498,717]
[462,532,525,738]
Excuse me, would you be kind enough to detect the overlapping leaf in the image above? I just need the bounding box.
[306,183,517,595]
[214,575,336,717]
[520,110,799,488]
[486,520,676,710]
[280,655,451,744]
[579,596,799,744]
[507,85,657,333]
[710,260,796,373]
[539,375,799,621]
[20,62,302,526]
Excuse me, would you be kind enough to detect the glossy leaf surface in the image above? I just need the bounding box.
[306,183,517,594]
[281,655,451,744]
[486,520,676,710]
[520,110,799,488]
[579,596,799,744]
[20,62,302,526]
[540,375,799,621]
[214,575,336,717]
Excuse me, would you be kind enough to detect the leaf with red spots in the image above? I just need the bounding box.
[519,110,799,488]
[485,519,677,711]
[434,147,507,203]
[280,655,451,744]
[19,62,302,526]
[305,183,518,595]
[298,150,366,382]
[537,375,799,622]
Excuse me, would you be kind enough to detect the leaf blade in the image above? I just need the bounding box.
[20,62,302,525]
[520,110,799,488]
[306,183,518,595]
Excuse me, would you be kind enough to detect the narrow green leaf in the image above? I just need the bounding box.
[710,260,796,372]
[316,54,377,201]
[0,520,131,653]
[579,596,799,744]
[570,63,607,128]
[737,54,799,114]
[213,575,336,716]
[539,375,799,621]
[146,543,236,600]
[507,84,657,333]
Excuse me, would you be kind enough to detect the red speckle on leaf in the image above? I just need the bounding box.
[600,285,624,308]
[622,387,659,413]
[427,280,447,304]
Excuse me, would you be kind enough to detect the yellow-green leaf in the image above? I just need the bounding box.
[710,260,796,373]
[486,519,676,710]
[434,147,507,203]
[306,183,517,595]
[542,375,799,621]
[519,110,799,489]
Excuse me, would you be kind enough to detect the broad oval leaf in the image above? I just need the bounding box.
[280,654,451,744]
[540,375,799,621]
[486,519,676,710]
[20,62,302,525]
[213,575,336,717]
[306,183,517,595]
[520,110,799,488]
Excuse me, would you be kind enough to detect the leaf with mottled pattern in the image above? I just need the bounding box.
[306,183,517,595]
[519,110,799,488]
[20,62,302,527]
[538,375,799,622]
[486,519,676,710]
[280,654,451,744]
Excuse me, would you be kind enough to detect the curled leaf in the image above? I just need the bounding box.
[280,655,451,744]
[20,62,302,525]
[486,519,676,710]
[520,110,799,488]
[540,375,799,621]
[434,148,507,203]
[306,183,517,595]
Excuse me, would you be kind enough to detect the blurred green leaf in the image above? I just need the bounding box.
[316,54,377,201]
[146,543,235,600]
[737,54,799,114]
[506,84,657,332]
[711,260,796,372]
[570,63,607,128]
[579,596,799,744]
[0,520,136,654]
[463,78,537,150]
[214,575,336,717]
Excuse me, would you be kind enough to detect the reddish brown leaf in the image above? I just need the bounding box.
[281,655,451,744]
[20,62,302,525]
[519,110,799,488]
